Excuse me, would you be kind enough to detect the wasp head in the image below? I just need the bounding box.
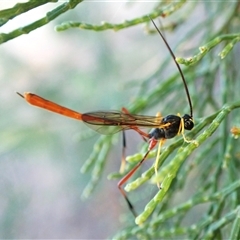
[182,114,194,130]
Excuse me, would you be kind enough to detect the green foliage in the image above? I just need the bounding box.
[0,0,83,43]
[177,34,240,65]
[1,1,240,239]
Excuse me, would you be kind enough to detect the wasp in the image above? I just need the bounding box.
[17,19,194,217]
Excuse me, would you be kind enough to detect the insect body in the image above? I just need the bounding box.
[149,114,194,139]
[17,19,194,218]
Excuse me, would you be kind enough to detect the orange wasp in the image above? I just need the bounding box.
[17,19,194,217]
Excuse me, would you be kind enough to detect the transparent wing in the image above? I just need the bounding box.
[81,111,162,135]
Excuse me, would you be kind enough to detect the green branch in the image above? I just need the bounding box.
[177,34,240,66]
[0,0,57,26]
[134,100,240,225]
[55,0,187,32]
[113,180,240,239]
[0,0,83,44]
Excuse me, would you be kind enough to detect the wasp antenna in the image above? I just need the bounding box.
[149,17,193,118]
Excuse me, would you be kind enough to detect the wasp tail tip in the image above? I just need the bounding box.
[16,92,24,98]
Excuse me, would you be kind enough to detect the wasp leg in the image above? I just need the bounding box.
[154,138,166,189]
[121,107,150,141]
[119,130,127,173]
[118,148,152,217]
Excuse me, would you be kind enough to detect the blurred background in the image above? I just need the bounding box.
[0,1,240,239]
[0,2,173,238]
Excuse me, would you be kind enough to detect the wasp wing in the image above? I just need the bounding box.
[81,111,163,135]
